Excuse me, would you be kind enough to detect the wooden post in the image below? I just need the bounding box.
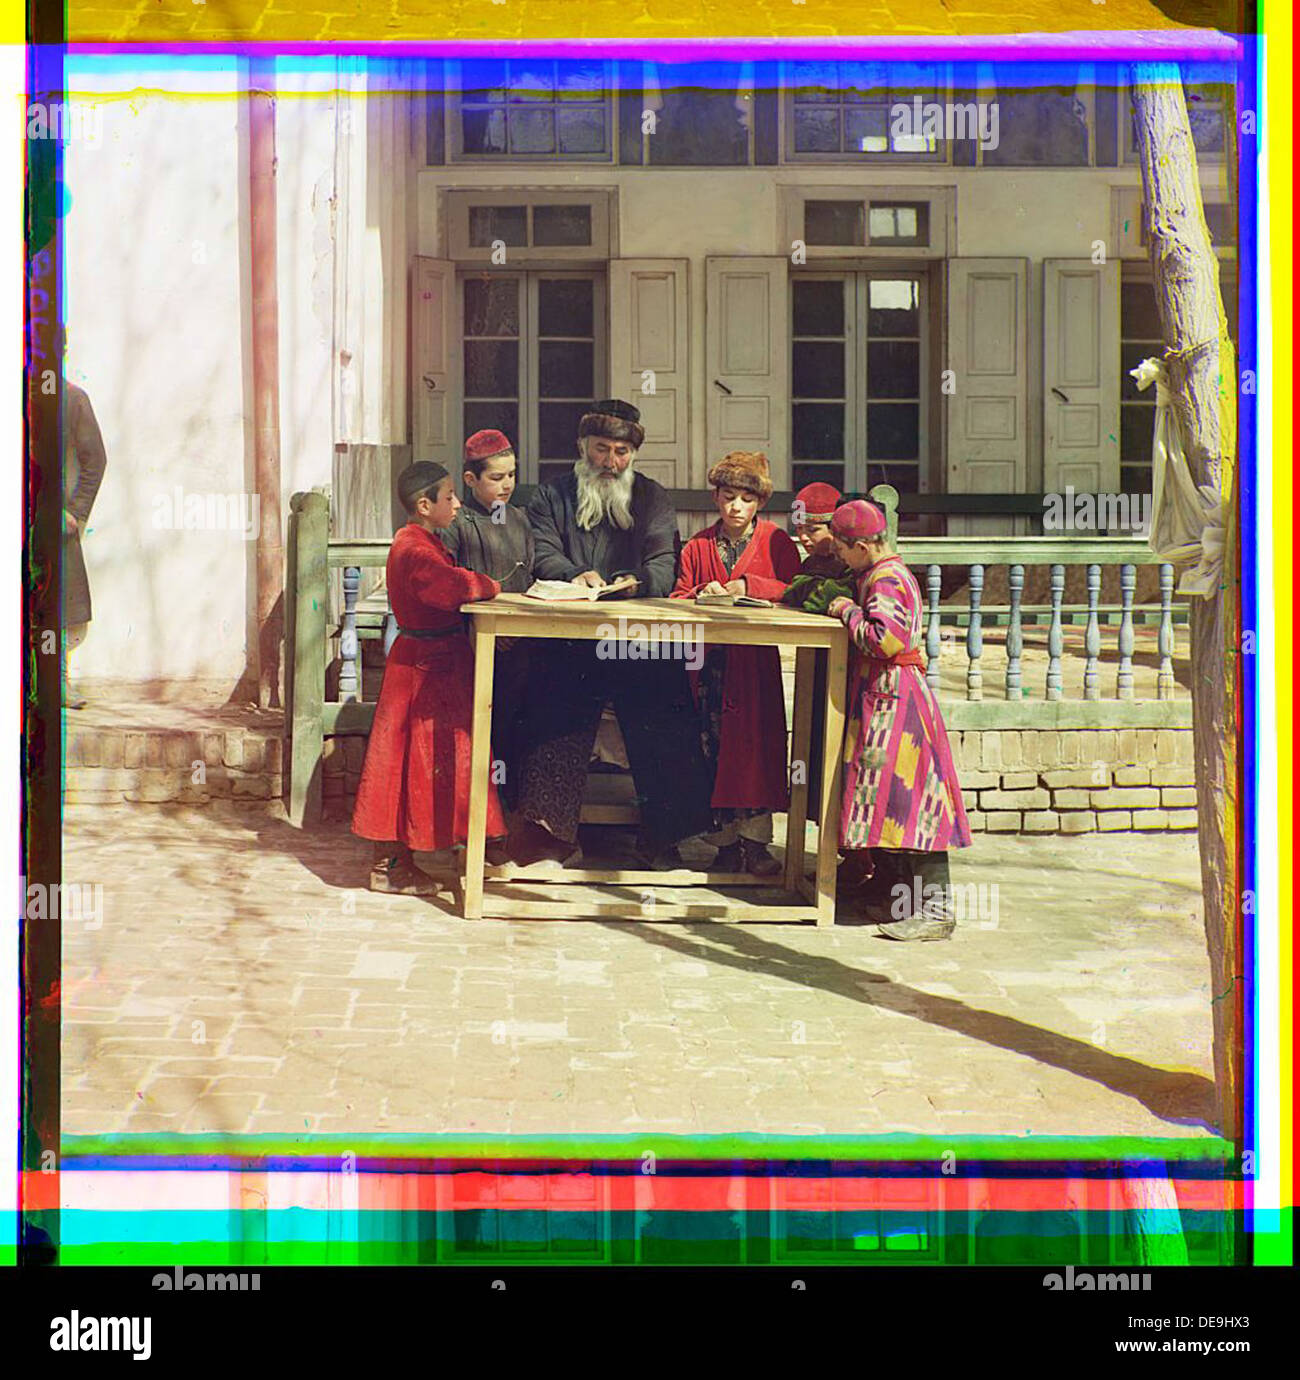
[288,490,328,827]
[1132,66,1241,1140]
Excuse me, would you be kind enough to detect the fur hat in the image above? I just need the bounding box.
[792,481,842,524]
[707,451,773,504]
[464,429,514,464]
[578,398,645,451]
[830,499,887,542]
[396,460,449,512]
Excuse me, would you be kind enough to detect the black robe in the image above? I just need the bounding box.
[526,470,680,597]
[440,492,534,593]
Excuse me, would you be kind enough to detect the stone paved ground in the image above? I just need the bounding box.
[61,802,1218,1140]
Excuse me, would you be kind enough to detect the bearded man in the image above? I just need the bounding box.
[512,400,715,868]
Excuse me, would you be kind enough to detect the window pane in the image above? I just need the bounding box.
[793,403,845,461]
[866,402,919,459]
[1120,280,1162,339]
[867,341,920,398]
[462,107,507,155]
[539,341,595,397]
[868,279,920,335]
[460,60,507,102]
[1121,463,1152,495]
[464,279,519,337]
[871,462,920,494]
[838,63,890,102]
[469,205,527,247]
[805,200,864,246]
[845,105,889,153]
[538,279,594,336]
[791,63,838,101]
[792,107,841,153]
[465,401,519,440]
[1121,402,1155,461]
[1187,104,1225,153]
[793,341,845,398]
[509,61,555,102]
[540,401,591,459]
[538,461,572,486]
[532,204,593,246]
[868,202,929,246]
[464,340,519,396]
[557,61,605,99]
[557,106,605,154]
[792,463,845,493]
[509,108,555,154]
[1204,203,1236,246]
[793,280,845,337]
[981,89,1089,166]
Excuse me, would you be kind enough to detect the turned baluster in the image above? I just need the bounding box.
[1157,563,1175,700]
[966,565,984,701]
[1116,564,1136,700]
[926,565,942,693]
[1046,564,1064,701]
[1083,563,1101,701]
[339,565,360,702]
[1005,564,1024,700]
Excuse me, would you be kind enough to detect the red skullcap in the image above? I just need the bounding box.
[792,482,842,524]
[830,499,887,541]
[464,429,514,463]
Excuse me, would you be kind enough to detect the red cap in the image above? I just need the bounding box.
[792,482,842,524]
[831,499,887,541]
[464,429,514,463]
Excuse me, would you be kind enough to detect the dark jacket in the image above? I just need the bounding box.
[526,470,680,598]
[64,383,107,625]
[440,493,534,594]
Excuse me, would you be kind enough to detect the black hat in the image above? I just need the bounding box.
[578,398,645,450]
[397,460,449,512]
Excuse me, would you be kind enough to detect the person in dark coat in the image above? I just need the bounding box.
[63,382,108,709]
[441,429,534,806]
[511,400,714,868]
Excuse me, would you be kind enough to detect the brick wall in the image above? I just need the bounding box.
[64,727,283,805]
[951,728,1197,835]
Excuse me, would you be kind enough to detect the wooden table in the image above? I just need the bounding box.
[460,594,849,925]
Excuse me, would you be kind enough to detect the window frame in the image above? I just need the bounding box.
[444,189,615,265]
[445,58,616,165]
[456,267,608,486]
[779,60,954,165]
[789,267,931,498]
[970,62,1098,170]
[781,185,954,261]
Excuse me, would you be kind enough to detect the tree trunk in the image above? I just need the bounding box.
[1131,65,1241,1142]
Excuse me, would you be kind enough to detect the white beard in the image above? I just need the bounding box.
[574,455,636,531]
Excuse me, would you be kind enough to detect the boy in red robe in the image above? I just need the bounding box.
[352,461,507,894]
[671,451,802,875]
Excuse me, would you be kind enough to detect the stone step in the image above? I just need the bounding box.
[62,724,283,805]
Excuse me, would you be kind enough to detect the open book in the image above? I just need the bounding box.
[694,592,773,608]
[524,574,639,602]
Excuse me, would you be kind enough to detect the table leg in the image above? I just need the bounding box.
[814,634,848,927]
[785,646,816,894]
[462,622,496,920]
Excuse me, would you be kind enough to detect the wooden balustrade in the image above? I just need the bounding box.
[284,491,1194,825]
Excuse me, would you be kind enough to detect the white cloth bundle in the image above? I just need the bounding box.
[1131,356,1229,598]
